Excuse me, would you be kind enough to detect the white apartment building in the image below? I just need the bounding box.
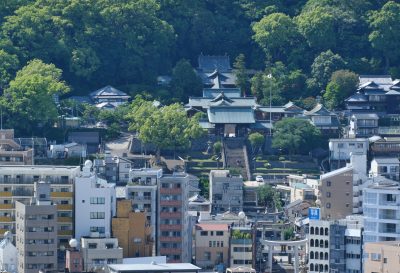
[329,138,369,161]
[370,157,400,181]
[363,181,400,243]
[127,168,162,240]
[74,160,116,240]
[0,231,17,273]
[81,236,123,272]
[308,220,330,273]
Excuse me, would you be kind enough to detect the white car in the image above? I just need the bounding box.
[255,175,264,182]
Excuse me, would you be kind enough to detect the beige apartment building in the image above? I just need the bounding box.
[112,199,153,258]
[0,165,80,246]
[16,182,58,273]
[364,241,400,273]
[0,129,32,165]
[319,165,353,220]
[194,223,229,270]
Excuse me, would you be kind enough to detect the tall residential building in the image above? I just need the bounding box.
[363,180,400,243]
[0,165,80,245]
[158,173,191,263]
[210,170,243,214]
[16,182,58,273]
[127,168,161,241]
[74,160,116,240]
[319,165,353,220]
[112,199,153,258]
[307,216,363,273]
[364,241,400,273]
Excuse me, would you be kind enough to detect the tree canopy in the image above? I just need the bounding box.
[272,118,321,155]
[126,97,204,156]
[2,59,69,133]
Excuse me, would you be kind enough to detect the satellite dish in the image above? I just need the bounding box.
[69,238,78,248]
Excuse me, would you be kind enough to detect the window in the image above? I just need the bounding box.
[337,143,344,148]
[105,243,114,249]
[88,243,97,249]
[90,212,105,219]
[200,231,208,236]
[90,197,105,204]
[216,231,223,236]
[204,252,211,260]
[326,181,331,187]
[326,192,331,198]
[326,203,331,209]
[371,253,381,261]
[90,226,105,233]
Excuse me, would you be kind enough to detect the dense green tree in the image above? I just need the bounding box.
[233,54,249,95]
[0,50,19,90]
[126,99,203,157]
[170,59,202,100]
[323,70,358,109]
[296,7,336,50]
[2,59,69,132]
[272,118,321,155]
[308,50,346,94]
[368,1,400,71]
[248,132,264,155]
[252,13,301,61]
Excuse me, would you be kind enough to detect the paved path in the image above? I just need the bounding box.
[104,132,132,157]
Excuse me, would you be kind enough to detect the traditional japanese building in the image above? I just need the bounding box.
[345,75,400,114]
[304,103,340,136]
[90,85,130,109]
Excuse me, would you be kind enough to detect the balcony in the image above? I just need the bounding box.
[57,204,73,210]
[160,188,182,194]
[0,192,12,197]
[0,204,13,209]
[58,217,73,223]
[159,248,181,255]
[51,192,73,198]
[58,230,73,236]
[160,224,182,231]
[159,236,182,242]
[160,212,181,218]
[160,200,181,206]
[0,216,13,222]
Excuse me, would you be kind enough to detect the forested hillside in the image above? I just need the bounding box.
[0,0,399,106]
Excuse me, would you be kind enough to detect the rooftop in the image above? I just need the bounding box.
[195,223,229,232]
[372,157,400,164]
[351,113,379,119]
[320,165,353,180]
[107,263,201,273]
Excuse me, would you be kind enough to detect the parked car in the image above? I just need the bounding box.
[255,175,264,182]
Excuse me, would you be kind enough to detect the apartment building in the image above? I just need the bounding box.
[307,216,363,273]
[158,173,192,263]
[112,199,153,258]
[370,157,400,181]
[364,241,400,273]
[194,223,229,270]
[94,153,132,185]
[363,180,400,243]
[210,170,243,214]
[81,236,123,272]
[328,138,369,161]
[307,220,330,273]
[0,165,80,245]
[229,227,253,267]
[0,129,33,165]
[348,113,379,138]
[319,165,353,220]
[127,168,161,241]
[74,160,116,240]
[16,182,58,273]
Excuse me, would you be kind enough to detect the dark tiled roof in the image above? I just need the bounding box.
[198,55,231,72]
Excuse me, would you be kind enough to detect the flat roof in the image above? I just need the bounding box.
[107,263,201,272]
[196,223,229,231]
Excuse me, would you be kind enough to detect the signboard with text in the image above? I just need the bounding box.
[308,207,320,220]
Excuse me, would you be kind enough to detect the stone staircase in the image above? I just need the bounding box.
[223,137,250,180]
